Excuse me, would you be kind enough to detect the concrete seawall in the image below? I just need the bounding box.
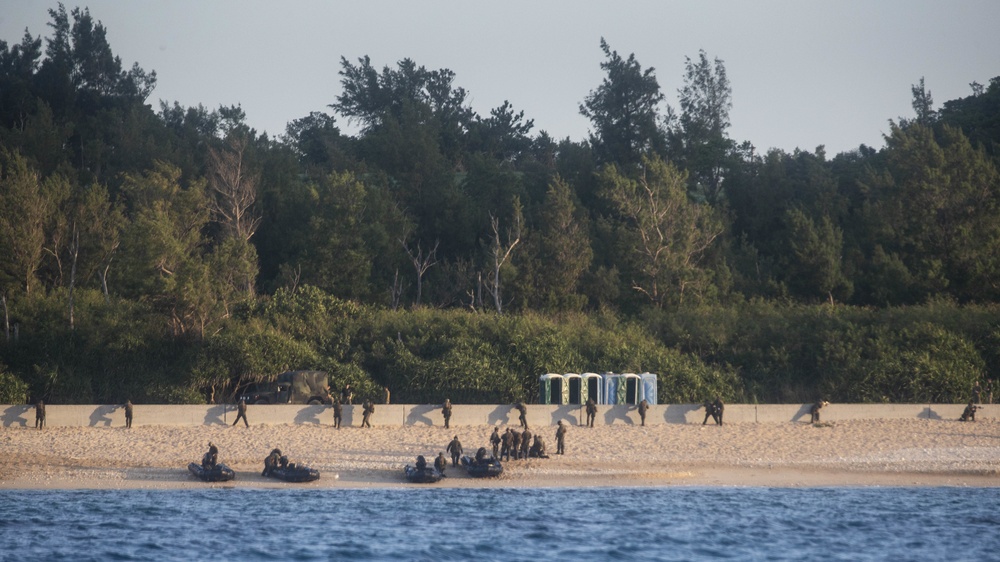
[1,403,989,428]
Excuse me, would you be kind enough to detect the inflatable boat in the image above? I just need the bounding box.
[404,465,443,484]
[188,462,236,482]
[460,455,504,478]
[265,464,321,483]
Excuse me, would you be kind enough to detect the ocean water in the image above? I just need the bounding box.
[1,486,998,561]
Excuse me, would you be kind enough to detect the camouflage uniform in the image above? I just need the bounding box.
[515,402,528,430]
[637,399,649,426]
[124,400,134,429]
[556,420,567,455]
[332,399,342,428]
[489,427,501,458]
[233,399,249,427]
[713,397,725,425]
[262,448,282,476]
[361,400,374,428]
[585,399,597,428]
[442,400,452,429]
[500,428,512,461]
[434,452,448,475]
[520,429,533,459]
[702,401,716,425]
[511,430,522,460]
[35,400,45,430]
[446,436,463,466]
[810,400,828,423]
[960,402,978,422]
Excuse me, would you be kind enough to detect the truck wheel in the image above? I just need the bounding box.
[255,398,271,405]
[307,398,323,405]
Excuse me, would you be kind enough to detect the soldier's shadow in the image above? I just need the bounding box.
[488,405,514,426]
[603,406,633,426]
[294,406,323,425]
[2,405,31,428]
[88,405,117,427]
[406,405,437,426]
[204,405,227,425]
[791,404,813,423]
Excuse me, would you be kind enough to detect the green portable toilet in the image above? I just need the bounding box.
[565,373,582,404]
[582,372,604,404]
[538,373,564,404]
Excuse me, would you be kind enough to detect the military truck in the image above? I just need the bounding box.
[238,370,331,405]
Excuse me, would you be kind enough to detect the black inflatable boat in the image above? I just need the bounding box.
[265,464,320,483]
[460,455,504,478]
[404,465,443,483]
[188,462,236,482]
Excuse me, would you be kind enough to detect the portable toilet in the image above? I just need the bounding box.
[622,373,642,404]
[582,372,604,404]
[564,373,583,404]
[538,373,565,404]
[603,373,622,404]
[639,372,658,405]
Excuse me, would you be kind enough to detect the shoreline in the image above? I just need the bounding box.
[3,418,999,490]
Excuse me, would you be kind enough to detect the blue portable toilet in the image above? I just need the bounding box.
[582,372,604,404]
[639,372,658,405]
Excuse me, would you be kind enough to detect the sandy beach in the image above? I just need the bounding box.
[2,418,999,489]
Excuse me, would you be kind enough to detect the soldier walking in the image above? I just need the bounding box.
[446,435,463,467]
[810,400,829,423]
[701,400,716,425]
[515,402,528,430]
[585,398,597,428]
[435,452,448,475]
[637,399,649,426]
[556,420,567,455]
[361,399,374,428]
[442,399,452,429]
[233,398,249,427]
[713,396,725,425]
[332,398,342,428]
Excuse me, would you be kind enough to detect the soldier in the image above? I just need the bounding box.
[701,400,716,425]
[415,455,427,470]
[442,399,452,429]
[232,398,249,427]
[434,452,448,475]
[713,396,725,425]
[520,429,533,460]
[489,426,501,458]
[124,400,134,429]
[34,400,45,430]
[331,398,343,429]
[511,429,522,460]
[515,402,528,430]
[972,382,983,404]
[383,386,391,405]
[585,398,597,428]
[202,442,219,469]
[446,435,463,467]
[361,399,374,428]
[475,446,488,464]
[341,384,354,405]
[500,428,512,461]
[960,401,979,422]
[262,448,282,477]
[556,420,567,455]
[637,399,649,426]
[530,435,549,459]
[987,379,995,404]
[810,400,829,423]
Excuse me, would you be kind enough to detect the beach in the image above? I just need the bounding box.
[2,417,999,489]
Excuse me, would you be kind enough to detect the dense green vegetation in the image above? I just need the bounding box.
[2,6,999,404]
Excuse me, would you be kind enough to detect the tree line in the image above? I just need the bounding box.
[1,5,998,404]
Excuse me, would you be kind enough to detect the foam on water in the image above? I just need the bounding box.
[2,487,999,561]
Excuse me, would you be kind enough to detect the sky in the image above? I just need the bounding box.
[2,0,998,156]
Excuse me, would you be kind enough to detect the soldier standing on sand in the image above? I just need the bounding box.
[332,398,342,428]
[34,400,45,430]
[701,400,716,425]
[511,429,522,460]
[556,420,567,455]
[810,400,829,423]
[490,426,501,458]
[585,398,597,428]
[361,399,374,428]
[442,399,452,429]
[520,429,533,460]
[233,398,249,427]
[500,428,512,461]
[713,397,725,425]
[446,435,463,467]
[435,452,448,475]
[515,402,528,430]
[124,400,134,429]
[637,399,649,426]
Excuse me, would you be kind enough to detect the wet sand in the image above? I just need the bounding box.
[2,418,999,489]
